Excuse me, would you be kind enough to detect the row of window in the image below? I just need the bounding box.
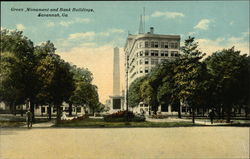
[140,103,149,107]
[137,41,179,49]
[139,58,160,65]
[40,107,82,113]
[137,50,179,57]
[129,58,167,75]
[130,67,152,79]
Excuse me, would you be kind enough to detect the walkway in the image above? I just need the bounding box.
[146,117,248,125]
[21,120,55,128]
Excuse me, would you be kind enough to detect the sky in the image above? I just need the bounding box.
[1,1,249,103]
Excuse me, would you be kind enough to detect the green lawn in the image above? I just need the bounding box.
[55,118,199,128]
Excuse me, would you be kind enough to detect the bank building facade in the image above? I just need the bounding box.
[124,27,183,115]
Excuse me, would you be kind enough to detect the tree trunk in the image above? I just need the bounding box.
[13,103,16,116]
[93,107,95,116]
[154,108,157,115]
[217,107,221,119]
[245,107,248,118]
[48,104,52,120]
[226,106,231,123]
[69,103,72,116]
[192,107,195,124]
[20,105,24,116]
[178,105,182,118]
[222,107,225,119]
[56,104,61,124]
[30,101,35,122]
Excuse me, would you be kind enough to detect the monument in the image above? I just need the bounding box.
[109,47,124,112]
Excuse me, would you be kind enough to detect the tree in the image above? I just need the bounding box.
[86,85,99,115]
[174,36,205,123]
[0,29,39,120]
[0,52,25,114]
[157,60,182,118]
[36,53,74,123]
[205,47,249,122]
[128,77,145,108]
[140,66,162,115]
[67,66,95,116]
[34,41,57,120]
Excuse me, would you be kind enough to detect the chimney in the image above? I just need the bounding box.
[150,27,154,34]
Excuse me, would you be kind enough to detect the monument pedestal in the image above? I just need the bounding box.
[109,96,124,113]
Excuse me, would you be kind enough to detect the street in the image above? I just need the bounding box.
[0,127,249,159]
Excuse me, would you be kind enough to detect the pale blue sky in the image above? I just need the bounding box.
[1,1,249,102]
[1,1,249,50]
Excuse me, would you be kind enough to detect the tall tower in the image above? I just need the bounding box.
[109,47,124,112]
[113,47,120,96]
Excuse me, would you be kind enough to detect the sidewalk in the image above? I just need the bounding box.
[21,120,55,128]
[145,117,241,126]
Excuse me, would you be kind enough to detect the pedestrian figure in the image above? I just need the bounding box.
[26,109,33,128]
[208,109,215,124]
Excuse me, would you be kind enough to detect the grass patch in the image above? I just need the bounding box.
[0,121,25,128]
[55,118,198,128]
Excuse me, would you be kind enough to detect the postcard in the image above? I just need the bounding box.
[0,1,249,159]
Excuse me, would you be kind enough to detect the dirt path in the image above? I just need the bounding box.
[1,127,249,159]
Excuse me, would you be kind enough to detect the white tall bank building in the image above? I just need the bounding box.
[124,27,181,114]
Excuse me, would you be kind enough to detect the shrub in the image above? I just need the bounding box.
[104,110,145,122]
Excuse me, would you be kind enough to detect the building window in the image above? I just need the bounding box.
[77,107,81,113]
[145,50,149,56]
[164,42,168,48]
[140,51,143,56]
[145,58,149,64]
[170,51,178,57]
[150,50,158,56]
[139,59,143,65]
[144,104,148,107]
[170,43,177,49]
[145,41,149,48]
[160,51,164,56]
[136,52,138,57]
[150,50,155,56]
[161,42,164,48]
[155,50,159,56]
[151,41,154,48]
[151,59,158,65]
[164,51,169,56]
[171,51,174,56]
[139,42,142,48]
[174,43,178,49]
[154,42,158,48]
[140,67,143,73]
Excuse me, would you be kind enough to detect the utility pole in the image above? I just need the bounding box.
[126,54,129,112]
